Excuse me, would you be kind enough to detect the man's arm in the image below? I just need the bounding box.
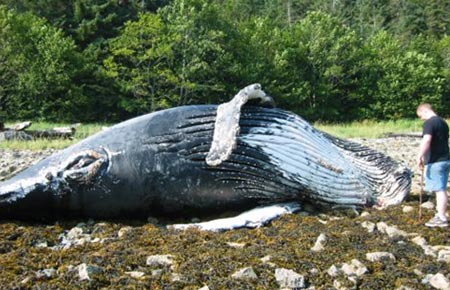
[417,134,432,170]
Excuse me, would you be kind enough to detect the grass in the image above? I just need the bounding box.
[315,118,424,139]
[0,122,106,150]
[0,118,427,150]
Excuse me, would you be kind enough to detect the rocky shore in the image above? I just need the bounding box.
[0,137,449,289]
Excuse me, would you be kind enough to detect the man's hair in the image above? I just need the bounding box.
[417,103,433,113]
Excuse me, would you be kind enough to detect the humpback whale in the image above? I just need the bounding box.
[0,84,411,229]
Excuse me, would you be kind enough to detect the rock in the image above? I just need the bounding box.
[411,236,428,247]
[260,255,276,267]
[429,273,450,290]
[35,268,57,280]
[34,240,48,248]
[57,226,98,249]
[422,274,434,285]
[118,226,133,238]
[67,227,83,239]
[376,222,410,239]
[275,268,306,289]
[414,269,424,277]
[360,211,370,218]
[309,268,319,276]
[125,271,145,279]
[366,252,396,262]
[402,205,415,213]
[423,246,438,258]
[437,249,450,263]
[146,254,175,268]
[152,269,163,277]
[360,221,376,233]
[231,267,258,280]
[198,286,210,290]
[20,277,32,284]
[421,201,435,209]
[311,233,327,252]
[77,263,103,281]
[333,279,346,290]
[171,273,186,282]
[327,265,341,277]
[226,242,246,248]
[341,259,368,277]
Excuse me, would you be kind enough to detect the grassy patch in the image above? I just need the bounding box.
[0,118,429,150]
[1,122,106,150]
[315,119,424,139]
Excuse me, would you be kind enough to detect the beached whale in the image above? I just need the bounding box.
[0,84,411,228]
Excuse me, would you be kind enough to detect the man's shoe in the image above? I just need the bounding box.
[425,215,448,228]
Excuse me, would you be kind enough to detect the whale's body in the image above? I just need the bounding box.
[0,104,411,220]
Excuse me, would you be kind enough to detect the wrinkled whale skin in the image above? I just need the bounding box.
[0,105,411,220]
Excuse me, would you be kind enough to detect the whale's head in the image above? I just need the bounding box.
[0,148,110,218]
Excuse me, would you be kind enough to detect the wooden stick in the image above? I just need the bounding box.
[419,167,424,221]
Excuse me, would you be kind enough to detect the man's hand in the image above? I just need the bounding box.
[417,156,424,171]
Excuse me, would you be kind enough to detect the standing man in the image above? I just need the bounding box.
[416,103,449,227]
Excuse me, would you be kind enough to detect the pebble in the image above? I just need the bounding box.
[429,273,450,290]
[77,263,103,281]
[437,248,450,263]
[421,201,435,209]
[231,267,258,280]
[376,222,410,239]
[146,254,175,268]
[366,252,396,262]
[311,233,327,252]
[117,226,133,238]
[125,271,145,279]
[402,205,415,213]
[341,259,368,277]
[360,221,376,233]
[275,268,306,289]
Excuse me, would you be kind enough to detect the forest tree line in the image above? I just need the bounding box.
[1,0,450,123]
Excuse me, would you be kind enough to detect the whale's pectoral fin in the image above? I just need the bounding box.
[245,94,275,108]
[168,202,301,232]
[206,83,272,166]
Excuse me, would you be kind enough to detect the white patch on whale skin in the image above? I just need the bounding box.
[0,176,44,202]
[168,202,301,232]
[238,116,373,206]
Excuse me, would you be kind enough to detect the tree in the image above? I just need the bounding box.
[269,11,365,121]
[0,6,89,121]
[103,12,179,114]
[365,31,444,119]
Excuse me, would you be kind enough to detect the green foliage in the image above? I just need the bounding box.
[1,1,450,122]
[269,11,365,121]
[104,12,177,114]
[0,6,91,121]
[365,31,444,119]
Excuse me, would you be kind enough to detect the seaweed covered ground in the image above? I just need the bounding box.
[0,137,449,289]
